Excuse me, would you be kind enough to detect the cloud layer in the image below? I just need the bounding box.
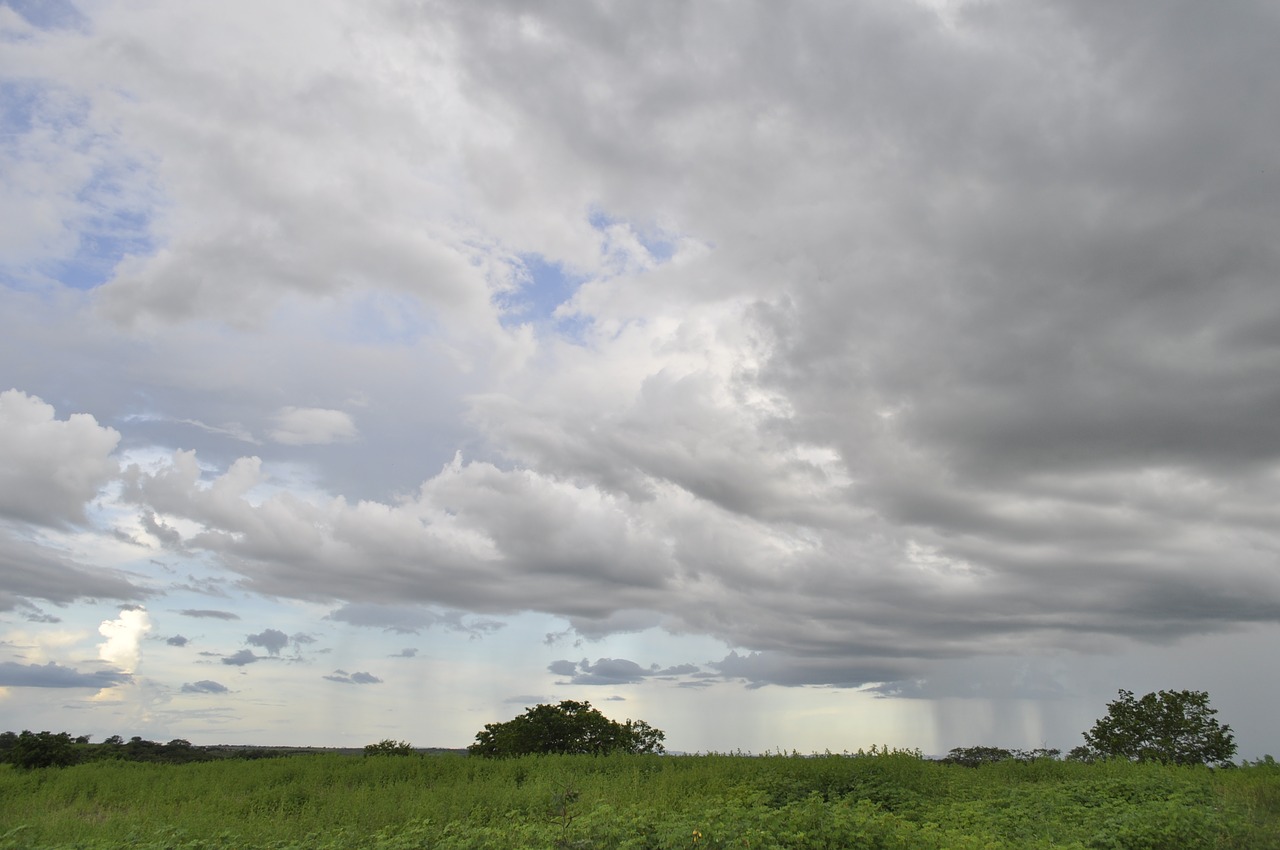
[2,0,1280,749]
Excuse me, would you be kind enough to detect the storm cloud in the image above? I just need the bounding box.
[0,661,131,689]
[4,0,1280,754]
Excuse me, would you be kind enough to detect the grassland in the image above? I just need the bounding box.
[2,750,1278,849]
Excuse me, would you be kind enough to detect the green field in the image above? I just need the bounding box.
[2,750,1278,849]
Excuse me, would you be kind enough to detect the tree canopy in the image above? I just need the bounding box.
[468,700,665,758]
[1077,689,1236,766]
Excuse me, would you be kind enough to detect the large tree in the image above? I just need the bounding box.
[468,700,665,757]
[1078,689,1236,766]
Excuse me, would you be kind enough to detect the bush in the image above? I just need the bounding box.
[7,731,79,769]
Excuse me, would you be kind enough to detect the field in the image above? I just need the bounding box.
[2,750,1278,849]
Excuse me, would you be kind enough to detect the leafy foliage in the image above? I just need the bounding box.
[467,700,665,757]
[1080,689,1237,766]
[940,745,1063,767]
[1,751,1277,849]
[363,739,416,757]
[6,732,79,770]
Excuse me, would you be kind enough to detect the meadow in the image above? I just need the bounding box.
[2,749,1278,849]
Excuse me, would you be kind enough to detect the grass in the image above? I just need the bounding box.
[1,751,1277,849]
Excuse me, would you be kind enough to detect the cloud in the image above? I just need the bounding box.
[323,669,382,685]
[246,628,288,656]
[179,609,240,620]
[326,603,504,637]
[98,607,152,674]
[7,0,1280,706]
[709,652,916,690]
[221,649,259,666]
[0,390,121,527]
[269,407,358,446]
[0,661,131,689]
[549,657,704,686]
[389,648,417,658]
[181,679,229,694]
[166,635,189,647]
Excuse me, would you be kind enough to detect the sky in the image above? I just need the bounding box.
[1,0,1279,758]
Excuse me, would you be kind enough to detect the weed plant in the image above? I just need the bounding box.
[1,750,1277,849]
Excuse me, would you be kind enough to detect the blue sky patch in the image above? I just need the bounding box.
[497,253,594,340]
[3,0,88,31]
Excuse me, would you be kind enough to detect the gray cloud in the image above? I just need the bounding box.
[246,628,288,656]
[270,407,358,446]
[326,603,504,637]
[181,679,229,694]
[0,661,131,689]
[166,635,189,647]
[0,526,149,611]
[389,648,417,658]
[179,609,240,620]
[7,0,1280,699]
[550,657,703,686]
[0,390,120,527]
[221,650,259,666]
[323,669,382,685]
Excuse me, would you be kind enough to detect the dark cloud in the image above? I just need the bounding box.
[709,652,915,690]
[0,661,131,688]
[140,512,183,548]
[181,679,229,694]
[389,648,417,658]
[180,609,240,620]
[221,649,258,666]
[246,628,288,655]
[16,601,61,623]
[549,657,703,686]
[323,669,382,685]
[9,0,1280,708]
[326,603,505,637]
[0,527,148,610]
[166,635,189,647]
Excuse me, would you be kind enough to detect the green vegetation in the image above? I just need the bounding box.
[0,694,1269,847]
[364,739,417,757]
[468,700,666,757]
[0,731,323,767]
[1,748,1278,849]
[1075,689,1237,766]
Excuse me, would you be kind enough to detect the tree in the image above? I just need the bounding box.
[1080,689,1236,766]
[364,739,416,756]
[468,700,665,758]
[7,731,79,769]
[940,746,1061,767]
[941,746,1015,767]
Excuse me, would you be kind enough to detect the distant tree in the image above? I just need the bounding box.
[8,731,79,769]
[940,746,1015,767]
[1080,689,1236,766]
[364,739,416,756]
[622,719,666,755]
[468,700,665,758]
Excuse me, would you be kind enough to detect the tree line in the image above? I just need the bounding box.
[0,731,309,769]
[3,689,1247,770]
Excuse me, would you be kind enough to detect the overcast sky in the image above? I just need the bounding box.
[2,0,1279,757]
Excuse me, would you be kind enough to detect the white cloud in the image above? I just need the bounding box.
[270,407,358,446]
[0,389,120,526]
[98,607,153,674]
